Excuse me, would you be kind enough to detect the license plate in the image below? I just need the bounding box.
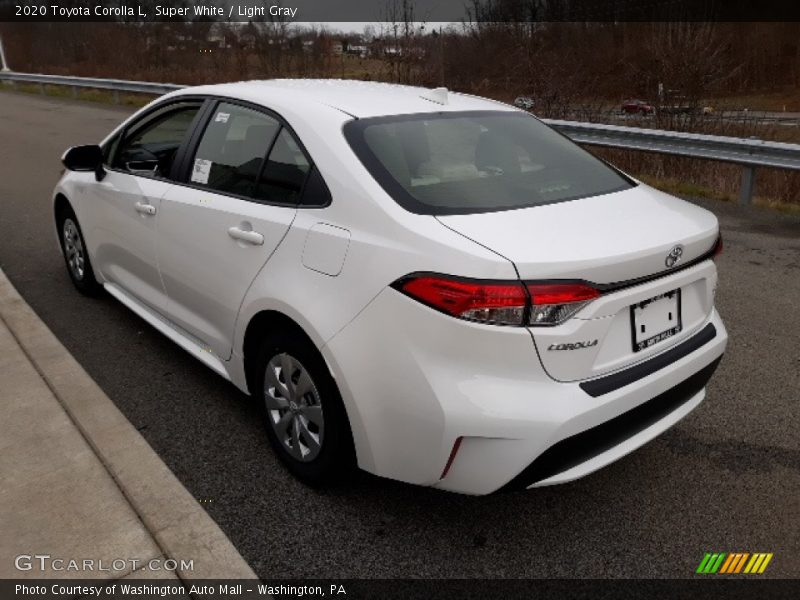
[630,289,682,352]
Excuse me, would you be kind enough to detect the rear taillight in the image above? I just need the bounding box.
[526,283,600,326]
[396,275,528,325]
[394,275,600,327]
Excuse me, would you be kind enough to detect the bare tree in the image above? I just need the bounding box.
[379,0,427,84]
[632,23,740,126]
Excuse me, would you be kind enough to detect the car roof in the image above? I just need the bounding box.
[170,79,518,119]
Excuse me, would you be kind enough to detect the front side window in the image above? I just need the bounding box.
[189,102,281,198]
[113,103,201,178]
[344,111,634,215]
[102,132,121,165]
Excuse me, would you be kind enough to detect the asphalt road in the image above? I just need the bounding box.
[1,92,799,579]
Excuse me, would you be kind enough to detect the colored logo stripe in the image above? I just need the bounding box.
[720,553,748,573]
[719,553,736,573]
[698,552,773,574]
[696,553,712,573]
[744,553,774,574]
[696,553,726,574]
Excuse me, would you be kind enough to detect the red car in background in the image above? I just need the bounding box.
[621,99,655,115]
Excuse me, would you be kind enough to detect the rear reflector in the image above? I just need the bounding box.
[440,436,464,480]
[712,234,723,258]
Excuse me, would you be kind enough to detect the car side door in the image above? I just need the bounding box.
[155,99,311,361]
[85,100,205,312]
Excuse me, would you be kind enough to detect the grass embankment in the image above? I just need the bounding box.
[637,175,800,214]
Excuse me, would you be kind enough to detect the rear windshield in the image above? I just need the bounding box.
[343,110,634,215]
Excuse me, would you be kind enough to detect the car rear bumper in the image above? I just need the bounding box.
[503,354,721,490]
[324,287,727,495]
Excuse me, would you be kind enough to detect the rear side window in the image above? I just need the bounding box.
[253,129,311,204]
[344,111,634,215]
[299,166,332,207]
[189,102,281,198]
[113,103,201,178]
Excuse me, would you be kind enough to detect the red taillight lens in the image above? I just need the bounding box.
[712,234,723,258]
[397,276,528,326]
[526,283,601,305]
[395,275,602,327]
[526,283,600,326]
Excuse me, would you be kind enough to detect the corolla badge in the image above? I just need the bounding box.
[665,245,684,268]
[547,340,598,351]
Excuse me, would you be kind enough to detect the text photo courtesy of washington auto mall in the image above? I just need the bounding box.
[0,1,798,599]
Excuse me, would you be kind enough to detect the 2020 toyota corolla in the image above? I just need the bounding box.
[53,80,727,494]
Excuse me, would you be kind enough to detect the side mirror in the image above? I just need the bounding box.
[62,145,105,180]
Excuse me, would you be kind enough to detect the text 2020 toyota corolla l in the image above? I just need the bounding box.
[53,80,726,494]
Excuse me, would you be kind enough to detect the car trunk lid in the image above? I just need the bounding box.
[436,185,717,284]
[437,185,720,382]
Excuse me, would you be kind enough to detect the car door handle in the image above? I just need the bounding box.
[227,227,264,246]
[134,201,157,216]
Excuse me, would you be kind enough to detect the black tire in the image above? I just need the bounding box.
[253,329,356,486]
[56,205,102,296]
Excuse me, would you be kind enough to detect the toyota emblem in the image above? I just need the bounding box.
[665,245,684,268]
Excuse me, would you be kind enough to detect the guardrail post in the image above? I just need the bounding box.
[739,165,756,205]
[38,82,45,95]
[71,86,78,99]
[112,89,120,104]
[0,36,10,72]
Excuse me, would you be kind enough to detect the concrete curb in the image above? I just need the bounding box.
[0,268,257,580]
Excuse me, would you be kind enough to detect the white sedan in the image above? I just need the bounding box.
[53,80,727,494]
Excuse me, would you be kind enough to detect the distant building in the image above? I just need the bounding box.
[301,38,345,55]
[208,23,233,49]
[347,44,369,57]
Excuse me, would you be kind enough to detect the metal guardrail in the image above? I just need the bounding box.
[545,119,800,171]
[0,71,182,98]
[2,70,800,205]
[544,119,800,204]
[554,108,800,127]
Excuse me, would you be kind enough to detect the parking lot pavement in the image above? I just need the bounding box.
[0,267,256,580]
[0,91,798,579]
